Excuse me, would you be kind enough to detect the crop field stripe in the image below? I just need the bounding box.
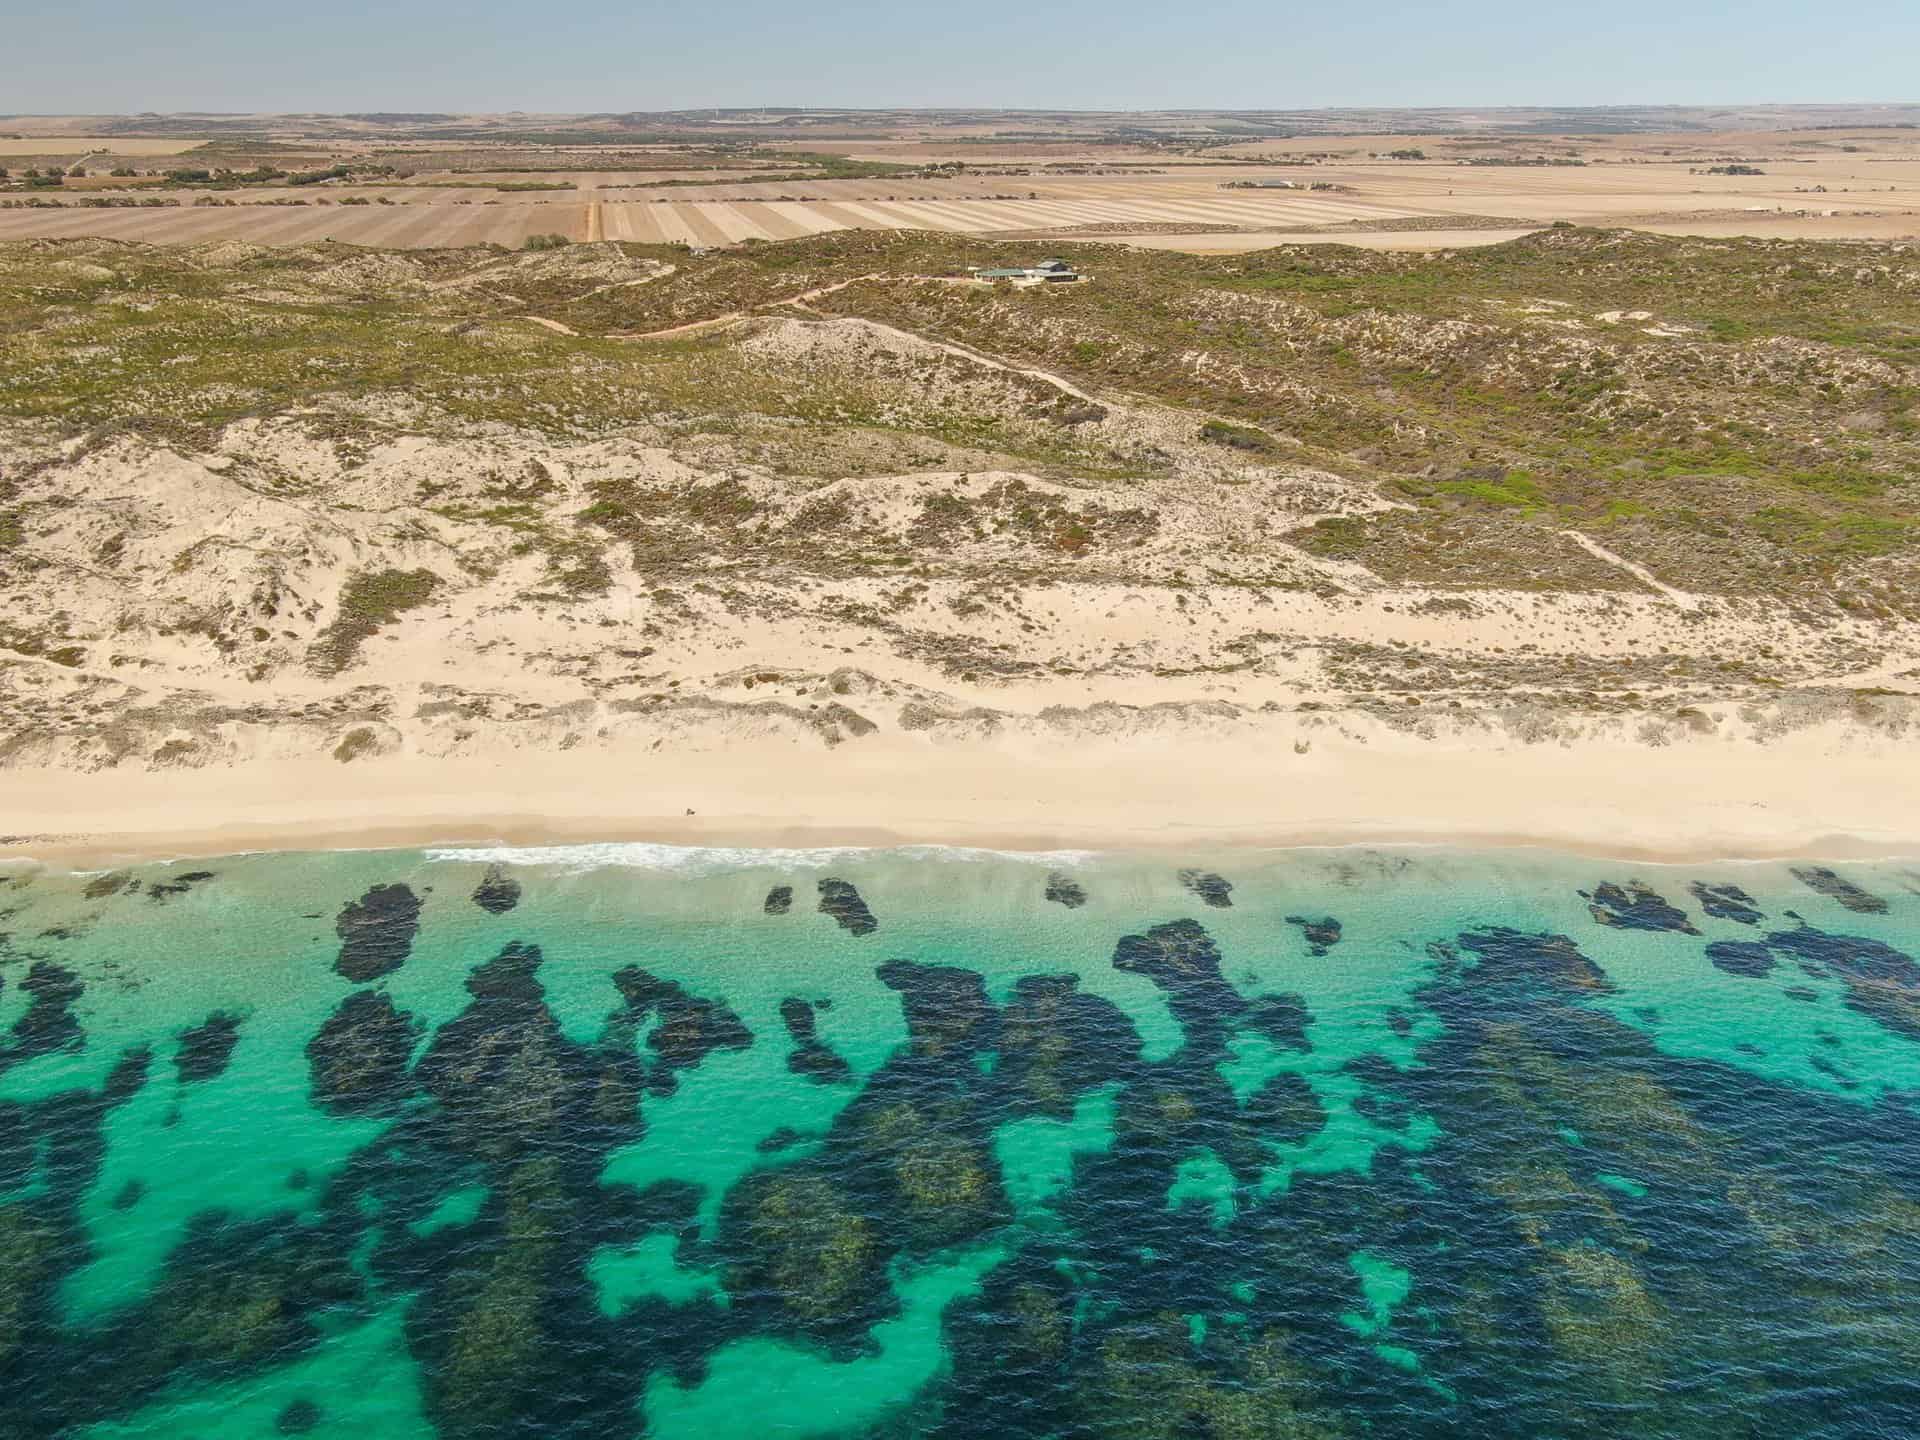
[674,207,735,248]
[827,201,928,230]
[902,200,1014,231]
[903,200,1010,228]
[0,211,86,238]
[760,203,843,238]
[647,206,702,245]
[693,205,765,243]
[859,199,973,230]
[936,203,1044,231]
[379,204,469,247]
[603,204,653,243]
[804,202,881,231]
[1027,199,1141,223]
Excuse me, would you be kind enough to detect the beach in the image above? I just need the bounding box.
[8,721,1918,870]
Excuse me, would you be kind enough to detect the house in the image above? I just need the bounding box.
[969,258,1082,285]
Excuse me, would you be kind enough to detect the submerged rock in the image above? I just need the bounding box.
[878,960,994,1061]
[417,945,589,1159]
[613,967,752,1095]
[81,870,134,901]
[0,961,84,1070]
[721,1169,892,1345]
[0,1204,59,1371]
[1113,919,1241,1026]
[1689,882,1763,926]
[860,1095,1009,1250]
[757,1125,809,1154]
[1791,867,1889,915]
[1178,869,1234,908]
[1454,928,1614,994]
[1244,992,1313,1051]
[146,870,216,904]
[781,996,849,1083]
[1764,926,1920,1039]
[1585,881,1698,935]
[816,878,877,935]
[1704,941,1775,978]
[105,1216,364,1411]
[470,866,521,915]
[1242,1070,1328,1146]
[421,1157,564,1440]
[275,1400,322,1435]
[307,991,421,1115]
[1286,915,1342,955]
[175,1011,242,1083]
[1044,871,1088,908]
[333,883,422,982]
[997,973,1141,1118]
[763,885,794,916]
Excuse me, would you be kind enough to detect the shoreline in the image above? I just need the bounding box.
[6,730,1919,871]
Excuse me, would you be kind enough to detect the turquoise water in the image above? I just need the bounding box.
[2,843,1919,1438]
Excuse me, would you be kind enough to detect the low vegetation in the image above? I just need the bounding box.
[309,569,440,675]
[3,226,1919,609]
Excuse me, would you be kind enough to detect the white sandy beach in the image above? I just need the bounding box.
[7,724,1917,871]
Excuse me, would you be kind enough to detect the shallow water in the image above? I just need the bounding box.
[2,844,1919,1439]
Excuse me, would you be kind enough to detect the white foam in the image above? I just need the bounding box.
[421,841,1099,875]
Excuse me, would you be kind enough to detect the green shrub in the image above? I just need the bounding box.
[309,568,439,675]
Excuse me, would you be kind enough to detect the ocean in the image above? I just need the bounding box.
[2,843,1918,1439]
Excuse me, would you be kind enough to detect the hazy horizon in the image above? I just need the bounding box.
[7,0,1917,115]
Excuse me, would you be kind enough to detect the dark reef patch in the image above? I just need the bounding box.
[81,870,134,901]
[0,961,84,1071]
[146,870,216,904]
[1452,928,1614,993]
[1244,992,1314,1051]
[1044,872,1087,908]
[1690,881,1764,925]
[87,1214,365,1422]
[470,866,521,916]
[717,1167,897,1349]
[1286,914,1343,955]
[816,878,877,935]
[1112,919,1244,1032]
[781,997,850,1084]
[1763,925,1920,1039]
[1585,881,1698,934]
[1243,1070,1328,1145]
[174,1011,242,1083]
[763,885,793,916]
[996,973,1141,1118]
[613,967,752,1096]
[756,1126,808,1154]
[878,961,995,1062]
[306,990,421,1116]
[1791,867,1889,914]
[414,945,609,1162]
[333,884,422,982]
[1704,941,1776,978]
[1177,869,1234,908]
[275,1400,322,1435]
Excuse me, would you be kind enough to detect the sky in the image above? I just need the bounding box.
[4,0,1917,113]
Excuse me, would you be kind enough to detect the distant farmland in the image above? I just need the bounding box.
[5,126,1919,252]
